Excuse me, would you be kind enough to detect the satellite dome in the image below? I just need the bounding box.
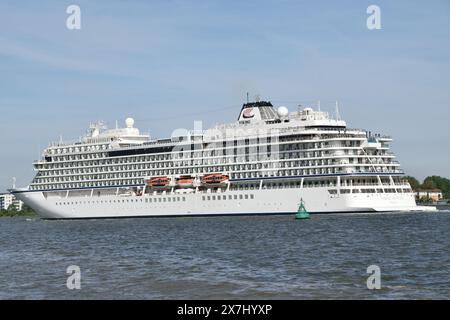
[277,106,289,118]
[125,118,135,128]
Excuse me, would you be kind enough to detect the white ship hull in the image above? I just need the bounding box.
[12,188,433,220]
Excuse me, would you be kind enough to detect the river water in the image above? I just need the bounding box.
[0,211,449,299]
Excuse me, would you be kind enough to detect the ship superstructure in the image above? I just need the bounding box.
[10,100,434,219]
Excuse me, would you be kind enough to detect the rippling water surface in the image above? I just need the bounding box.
[0,211,449,299]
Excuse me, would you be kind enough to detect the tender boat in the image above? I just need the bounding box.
[201,174,229,186]
[176,176,195,188]
[147,176,171,188]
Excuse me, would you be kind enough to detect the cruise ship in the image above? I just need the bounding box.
[10,100,434,219]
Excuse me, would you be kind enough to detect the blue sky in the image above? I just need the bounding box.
[0,0,449,192]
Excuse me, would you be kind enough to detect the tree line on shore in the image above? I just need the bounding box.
[405,175,450,201]
[0,203,37,217]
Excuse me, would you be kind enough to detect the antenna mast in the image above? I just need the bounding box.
[335,101,341,121]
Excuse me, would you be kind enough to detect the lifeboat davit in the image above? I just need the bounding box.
[147,176,171,188]
[176,176,194,188]
[201,174,229,186]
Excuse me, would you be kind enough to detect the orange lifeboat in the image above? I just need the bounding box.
[201,174,229,185]
[176,176,194,188]
[147,176,171,188]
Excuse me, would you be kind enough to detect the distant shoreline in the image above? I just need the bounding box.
[0,209,37,218]
[422,203,450,210]
[1,205,449,219]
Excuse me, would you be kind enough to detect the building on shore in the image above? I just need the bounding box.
[0,193,24,211]
[415,189,443,203]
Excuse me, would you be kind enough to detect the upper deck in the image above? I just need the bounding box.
[41,101,384,157]
[27,100,402,192]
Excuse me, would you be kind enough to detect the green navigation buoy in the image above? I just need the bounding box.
[295,198,310,219]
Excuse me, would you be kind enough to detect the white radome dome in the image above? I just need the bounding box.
[125,117,135,128]
[277,106,289,118]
